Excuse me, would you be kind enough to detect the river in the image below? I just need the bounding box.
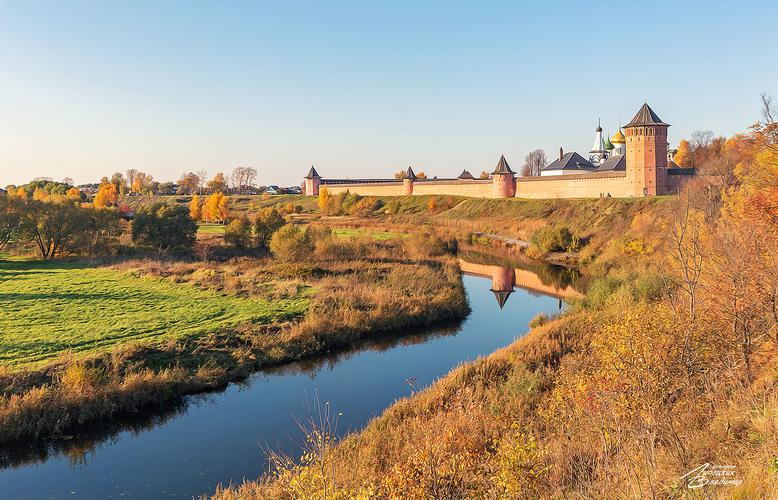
[1,255,581,499]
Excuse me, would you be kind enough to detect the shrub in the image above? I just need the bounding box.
[269,225,314,262]
[131,203,197,253]
[529,313,549,329]
[530,225,581,253]
[348,197,380,217]
[224,216,252,248]
[254,208,285,247]
[405,231,457,258]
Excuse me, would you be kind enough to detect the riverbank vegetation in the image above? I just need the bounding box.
[214,108,777,497]
[0,199,467,445]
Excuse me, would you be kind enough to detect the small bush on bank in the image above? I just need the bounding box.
[269,225,314,262]
[348,197,381,217]
[224,216,252,248]
[529,313,549,329]
[530,226,581,254]
[254,208,286,247]
[405,231,457,258]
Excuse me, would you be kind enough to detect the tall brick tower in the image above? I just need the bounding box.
[304,165,321,196]
[623,103,669,196]
[403,166,416,195]
[491,155,516,198]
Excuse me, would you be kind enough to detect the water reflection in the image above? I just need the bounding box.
[1,261,570,499]
[0,321,464,471]
[458,248,584,310]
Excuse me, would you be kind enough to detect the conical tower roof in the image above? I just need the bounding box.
[458,169,474,179]
[624,103,669,128]
[304,165,320,179]
[491,289,513,310]
[491,155,514,175]
[404,166,417,180]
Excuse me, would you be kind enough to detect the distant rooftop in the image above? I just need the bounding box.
[543,152,596,171]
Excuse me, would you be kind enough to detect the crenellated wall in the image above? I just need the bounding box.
[322,179,493,198]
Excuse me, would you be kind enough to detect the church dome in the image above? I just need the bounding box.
[611,129,626,144]
[604,136,614,151]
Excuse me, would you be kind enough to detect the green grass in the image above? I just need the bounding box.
[0,260,308,369]
[198,223,226,234]
[332,228,409,240]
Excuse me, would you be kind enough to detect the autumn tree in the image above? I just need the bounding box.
[254,208,285,247]
[416,171,428,179]
[207,172,227,194]
[0,195,22,251]
[66,187,83,201]
[224,216,252,248]
[394,170,406,180]
[131,203,197,253]
[673,139,692,166]
[521,149,546,177]
[479,171,490,179]
[204,192,228,223]
[93,182,118,208]
[20,199,88,259]
[178,172,200,195]
[32,187,49,201]
[317,186,331,212]
[190,194,202,221]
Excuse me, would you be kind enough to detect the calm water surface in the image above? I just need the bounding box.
[1,259,576,499]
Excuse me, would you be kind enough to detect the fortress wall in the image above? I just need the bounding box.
[458,260,582,299]
[667,173,695,194]
[515,172,632,199]
[411,180,492,197]
[322,182,407,196]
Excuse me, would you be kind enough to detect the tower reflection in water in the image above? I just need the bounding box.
[458,256,582,311]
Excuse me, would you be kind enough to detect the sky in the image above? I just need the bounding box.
[1,0,777,187]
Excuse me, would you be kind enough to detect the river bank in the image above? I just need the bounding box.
[0,235,468,446]
[0,266,567,499]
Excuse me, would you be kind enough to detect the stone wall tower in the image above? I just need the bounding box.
[304,165,321,196]
[491,155,516,198]
[403,166,416,195]
[623,103,669,196]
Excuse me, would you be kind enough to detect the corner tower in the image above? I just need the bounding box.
[623,103,669,196]
[304,166,321,196]
[491,155,516,198]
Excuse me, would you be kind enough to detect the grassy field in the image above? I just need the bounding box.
[198,223,226,234]
[0,260,308,369]
[332,228,409,240]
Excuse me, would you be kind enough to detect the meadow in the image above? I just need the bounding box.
[0,260,308,370]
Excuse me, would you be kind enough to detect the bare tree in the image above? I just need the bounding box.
[126,169,138,188]
[690,130,714,150]
[62,177,74,186]
[196,169,208,195]
[761,92,775,124]
[662,194,706,379]
[521,149,546,177]
[231,167,258,195]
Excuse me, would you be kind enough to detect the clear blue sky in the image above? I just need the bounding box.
[1,0,776,187]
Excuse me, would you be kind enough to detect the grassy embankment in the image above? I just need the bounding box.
[214,172,778,498]
[0,233,468,445]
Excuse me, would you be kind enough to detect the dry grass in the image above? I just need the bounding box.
[0,236,468,445]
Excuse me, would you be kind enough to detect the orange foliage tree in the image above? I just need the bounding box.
[204,192,228,223]
[93,183,117,208]
[190,194,202,221]
[673,139,692,166]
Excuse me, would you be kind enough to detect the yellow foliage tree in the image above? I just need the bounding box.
[317,186,330,212]
[204,192,228,223]
[32,187,48,201]
[66,187,82,201]
[190,194,202,221]
[93,183,117,208]
[674,139,692,166]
